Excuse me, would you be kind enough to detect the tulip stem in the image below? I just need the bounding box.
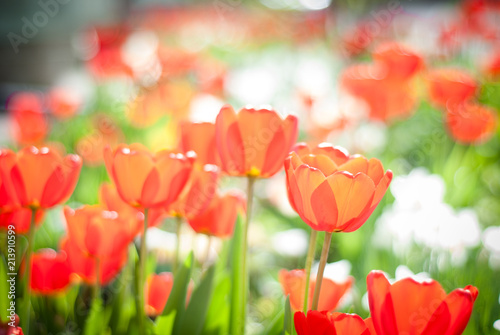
[303,229,318,314]
[94,258,101,301]
[311,232,332,311]
[21,209,36,333]
[138,208,149,335]
[174,216,182,272]
[240,176,255,334]
[204,236,212,267]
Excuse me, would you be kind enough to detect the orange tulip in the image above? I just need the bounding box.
[340,63,417,121]
[446,102,498,144]
[187,191,246,238]
[0,149,18,211]
[104,144,194,209]
[60,236,127,285]
[0,146,82,210]
[179,122,220,166]
[145,272,174,316]
[64,205,139,258]
[294,310,371,335]
[0,208,44,234]
[7,92,49,145]
[372,42,424,81]
[285,143,392,232]
[215,105,298,178]
[169,164,219,219]
[279,269,352,313]
[427,68,477,108]
[367,271,478,335]
[99,182,144,222]
[30,249,72,295]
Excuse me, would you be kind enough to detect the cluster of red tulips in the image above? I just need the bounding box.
[0,99,480,334]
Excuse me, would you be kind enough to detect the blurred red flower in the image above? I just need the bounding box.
[7,92,49,146]
[104,144,194,209]
[47,88,81,120]
[372,42,424,81]
[187,191,246,238]
[367,270,478,335]
[179,122,220,167]
[145,272,174,316]
[294,310,371,335]
[0,208,44,234]
[427,68,477,108]
[215,105,298,178]
[446,102,498,144]
[285,143,392,232]
[0,146,81,210]
[279,269,353,312]
[30,249,72,295]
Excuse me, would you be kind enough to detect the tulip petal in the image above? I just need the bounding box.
[367,271,398,335]
[285,157,304,215]
[294,311,336,335]
[301,155,338,176]
[338,156,369,175]
[389,277,447,334]
[314,144,349,166]
[216,105,245,175]
[310,179,339,231]
[331,313,370,335]
[141,168,161,207]
[367,158,384,185]
[294,165,327,229]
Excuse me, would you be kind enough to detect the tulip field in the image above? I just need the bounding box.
[1,0,500,334]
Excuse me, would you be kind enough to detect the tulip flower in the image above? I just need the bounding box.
[367,270,478,335]
[285,142,392,310]
[0,149,17,212]
[0,146,82,210]
[340,63,417,121]
[61,236,127,286]
[0,146,81,331]
[30,249,72,295]
[445,102,498,144]
[0,314,24,335]
[294,311,371,335]
[104,143,194,209]
[187,191,246,238]
[104,143,193,332]
[99,182,144,226]
[427,68,477,108]
[215,105,298,178]
[179,121,220,166]
[145,273,174,316]
[7,92,49,145]
[216,105,297,334]
[47,88,81,120]
[373,42,424,81]
[279,269,353,313]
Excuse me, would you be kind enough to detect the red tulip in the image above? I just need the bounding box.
[64,205,139,258]
[294,310,371,335]
[168,164,219,219]
[0,146,82,210]
[427,69,477,108]
[279,269,353,312]
[179,121,220,166]
[187,191,246,238]
[373,42,424,81]
[285,143,392,232]
[104,144,194,209]
[7,92,48,145]
[145,272,174,316]
[367,270,478,335]
[0,208,44,234]
[340,63,417,121]
[446,102,498,144]
[30,249,72,295]
[99,182,144,223]
[0,149,18,212]
[47,88,80,120]
[215,105,298,178]
[0,314,24,335]
[60,236,127,285]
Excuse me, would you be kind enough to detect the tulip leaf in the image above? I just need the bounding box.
[83,298,112,335]
[202,273,231,335]
[155,311,176,334]
[161,252,194,334]
[284,296,294,335]
[0,254,10,323]
[229,214,245,335]
[179,264,216,335]
[263,307,284,335]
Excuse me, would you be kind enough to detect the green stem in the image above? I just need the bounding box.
[21,209,36,333]
[311,232,332,311]
[174,216,182,273]
[138,208,149,335]
[240,176,255,334]
[303,229,318,313]
[93,258,101,301]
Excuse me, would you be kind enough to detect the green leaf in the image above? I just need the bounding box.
[0,254,11,323]
[284,296,294,335]
[83,298,112,335]
[229,215,245,335]
[179,265,216,335]
[202,273,231,335]
[155,312,176,334]
[161,252,194,335]
[263,307,285,335]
